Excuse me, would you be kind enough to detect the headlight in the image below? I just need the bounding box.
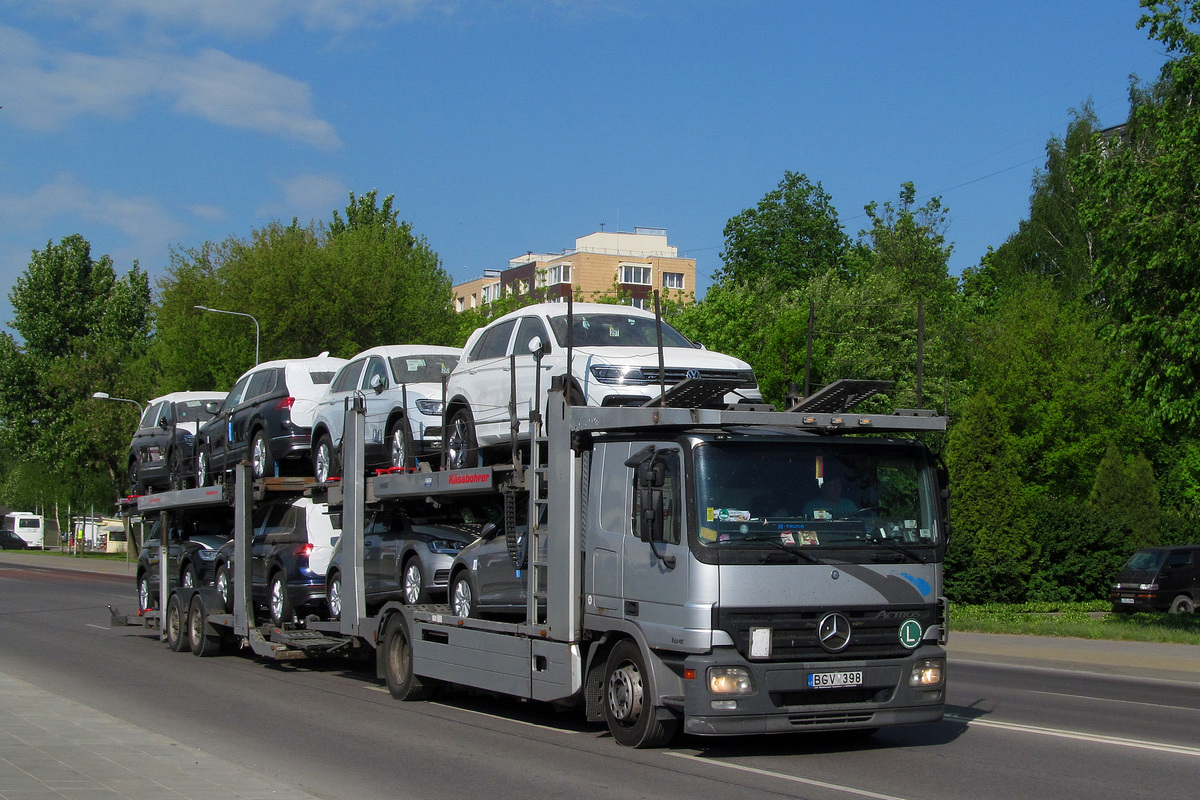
[737,370,758,388]
[909,658,944,687]
[196,549,217,561]
[1139,583,1158,590]
[415,399,442,416]
[707,666,755,695]
[426,539,464,554]
[589,365,649,385]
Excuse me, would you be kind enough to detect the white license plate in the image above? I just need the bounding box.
[1120,597,1135,604]
[808,670,863,689]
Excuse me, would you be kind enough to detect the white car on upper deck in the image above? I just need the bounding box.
[442,302,762,468]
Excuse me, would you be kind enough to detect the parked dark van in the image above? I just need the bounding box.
[1110,545,1200,614]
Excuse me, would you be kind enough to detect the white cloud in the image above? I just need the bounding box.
[257,174,350,222]
[0,26,341,148]
[189,204,227,221]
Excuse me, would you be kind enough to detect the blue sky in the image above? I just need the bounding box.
[0,1,1172,330]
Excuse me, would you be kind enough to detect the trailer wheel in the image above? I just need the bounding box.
[1171,594,1196,614]
[402,558,428,605]
[188,594,222,657]
[381,614,437,700]
[604,640,677,748]
[165,594,189,652]
[269,571,294,626]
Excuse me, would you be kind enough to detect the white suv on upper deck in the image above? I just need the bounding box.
[443,302,761,468]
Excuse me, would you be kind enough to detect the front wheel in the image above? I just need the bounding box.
[450,572,475,618]
[604,640,677,748]
[251,429,274,479]
[214,564,233,613]
[381,613,437,700]
[1171,594,1196,614]
[388,418,414,471]
[268,571,294,626]
[446,408,478,471]
[402,558,428,605]
[180,562,199,589]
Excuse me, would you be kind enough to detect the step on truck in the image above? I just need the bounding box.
[114,372,949,748]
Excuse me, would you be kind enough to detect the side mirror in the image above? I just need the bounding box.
[370,373,385,394]
[204,401,220,415]
[480,521,498,540]
[528,336,545,358]
[158,416,170,431]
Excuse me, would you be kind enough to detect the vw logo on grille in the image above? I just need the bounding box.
[686,368,701,380]
[817,612,852,653]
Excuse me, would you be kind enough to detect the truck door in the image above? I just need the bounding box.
[620,444,691,650]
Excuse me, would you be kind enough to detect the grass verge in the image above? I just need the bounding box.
[950,601,1200,645]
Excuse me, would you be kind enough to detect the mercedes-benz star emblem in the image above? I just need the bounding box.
[817,612,852,652]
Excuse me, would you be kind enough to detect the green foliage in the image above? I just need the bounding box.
[716,171,851,291]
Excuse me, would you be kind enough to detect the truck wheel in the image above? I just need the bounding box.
[269,571,294,626]
[251,430,274,479]
[402,558,428,605]
[137,573,155,612]
[381,613,437,700]
[446,408,478,470]
[188,594,222,657]
[450,573,475,618]
[165,594,189,652]
[214,564,233,613]
[388,418,414,471]
[313,433,337,483]
[327,571,342,620]
[1171,594,1196,614]
[604,640,677,748]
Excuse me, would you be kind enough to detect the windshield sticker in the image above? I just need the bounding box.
[905,519,917,529]
[707,507,751,522]
[405,359,428,371]
[608,327,620,338]
[811,509,833,520]
[919,528,933,541]
[780,532,795,545]
[815,455,824,483]
[798,532,819,546]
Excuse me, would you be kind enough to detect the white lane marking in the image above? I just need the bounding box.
[364,685,581,735]
[1029,689,1198,713]
[666,753,912,800]
[86,624,109,630]
[945,714,1200,757]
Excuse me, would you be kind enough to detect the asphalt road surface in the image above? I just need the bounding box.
[1,562,1197,800]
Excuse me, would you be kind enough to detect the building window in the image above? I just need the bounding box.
[548,263,571,285]
[662,272,684,290]
[620,264,652,285]
[482,284,500,304]
[631,297,647,310]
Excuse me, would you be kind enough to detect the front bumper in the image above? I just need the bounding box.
[680,646,945,736]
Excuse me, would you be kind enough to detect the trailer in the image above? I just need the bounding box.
[113,374,949,748]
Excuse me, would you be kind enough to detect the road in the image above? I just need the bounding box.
[1,561,1197,800]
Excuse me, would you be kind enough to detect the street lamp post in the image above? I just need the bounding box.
[194,305,260,365]
[91,392,144,416]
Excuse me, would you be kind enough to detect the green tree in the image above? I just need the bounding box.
[716,171,851,291]
[855,182,957,307]
[1088,442,1162,549]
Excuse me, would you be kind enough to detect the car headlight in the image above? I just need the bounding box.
[415,399,442,416]
[707,666,755,695]
[427,539,464,554]
[590,365,649,385]
[196,549,217,561]
[737,370,758,389]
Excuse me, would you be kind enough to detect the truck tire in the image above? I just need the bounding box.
[604,640,677,748]
[1171,594,1196,614]
[188,594,222,657]
[381,614,437,700]
[165,594,189,652]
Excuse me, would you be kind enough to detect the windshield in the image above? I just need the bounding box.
[548,313,695,349]
[389,355,459,383]
[176,400,217,425]
[693,440,940,556]
[1123,550,1164,572]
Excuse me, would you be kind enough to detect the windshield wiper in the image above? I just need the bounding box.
[852,535,927,563]
[738,535,825,564]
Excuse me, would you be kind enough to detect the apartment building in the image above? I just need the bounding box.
[453,227,696,312]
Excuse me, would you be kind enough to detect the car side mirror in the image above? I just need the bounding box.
[481,521,498,540]
[158,416,170,430]
[204,401,220,415]
[528,336,545,358]
[370,373,385,394]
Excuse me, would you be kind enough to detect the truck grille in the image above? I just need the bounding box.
[718,604,937,662]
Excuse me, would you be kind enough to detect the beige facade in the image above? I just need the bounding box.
[452,228,696,312]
